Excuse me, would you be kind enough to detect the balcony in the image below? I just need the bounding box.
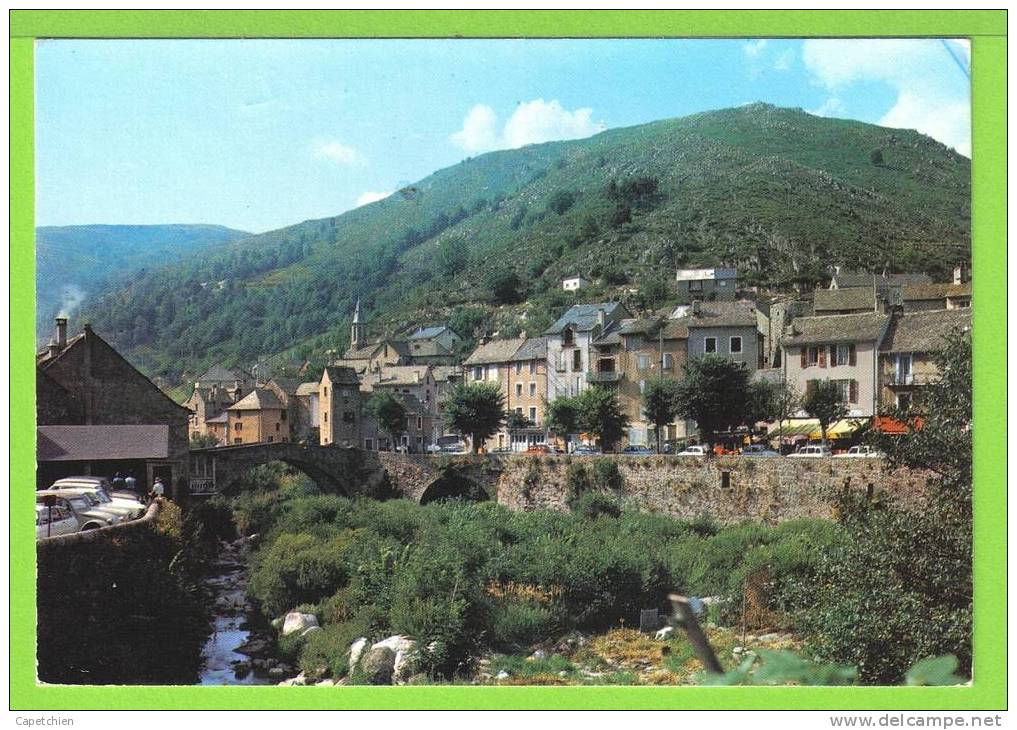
[587,370,622,384]
[886,373,934,387]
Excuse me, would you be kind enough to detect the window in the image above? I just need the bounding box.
[894,354,913,385]
[417,416,423,430]
[267,436,274,443]
[730,336,742,354]
[662,353,674,370]
[234,438,242,444]
[275,422,280,431]
[556,351,567,371]
[529,406,537,423]
[637,354,650,369]
[473,366,484,381]
[529,382,537,397]
[806,346,821,366]
[515,362,522,375]
[529,361,536,375]
[705,337,717,354]
[281,410,287,421]
[516,383,523,397]
[563,327,574,346]
[364,438,374,451]
[833,344,850,366]
[234,422,243,431]
[689,280,703,292]
[720,471,731,489]
[897,392,912,410]
[323,412,328,423]
[323,387,328,398]
[572,349,582,371]
[832,379,858,404]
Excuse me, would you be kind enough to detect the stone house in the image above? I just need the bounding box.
[901,282,972,312]
[463,337,528,451]
[294,381,321,437]
[406,325,460,365]
[361,365,438,452]
[36,318,190,496]
[828,268,931,291]
[780,311,891,418]
[319,366,362,447]
[185,382,240,442]
[193,362,254,396]
[590,316,690,447]
[544,302,631,400]
[562,275,588,291]
[431,365,464,441]
[878,308,972,411]
[263,377,315,443]
[681,300,762,371]
[675,268,738,300]
[226,389,290,445]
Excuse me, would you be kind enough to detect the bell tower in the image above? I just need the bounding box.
[351,298,367,349]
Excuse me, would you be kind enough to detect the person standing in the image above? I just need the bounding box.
[150,476,166,504]
[112,472,126,491]
[124,473,137,495]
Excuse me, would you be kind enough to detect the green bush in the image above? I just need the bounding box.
[565,462,591,499]
[571,491,622,520]
[489,601,556,651]
[592,459,623,491]
[248,532,354,616]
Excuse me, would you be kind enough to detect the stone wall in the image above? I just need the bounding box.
[491,455,928,524]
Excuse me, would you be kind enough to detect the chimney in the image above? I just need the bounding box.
[47,339,60,358]
[691,300,702,316]
[953,264,966,285]
[597,308,606,327]
[55,317,67,348]
[783,324,796,337]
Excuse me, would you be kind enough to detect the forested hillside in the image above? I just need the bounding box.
[37,224,249,341]
[73,104,971,383]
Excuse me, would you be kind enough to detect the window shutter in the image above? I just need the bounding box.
[800,347,807,368]
[849,344,857,366]
[806,379,817,397]
[849,380,858,404]
[829,345,836,365]
[819,346,827,368]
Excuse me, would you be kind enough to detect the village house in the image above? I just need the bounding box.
[544,302,631,400]
[463,337,526,451]
[679,300,762,371]
[263,377,315,442]
[878,308,972,411]
[590,316,690,446]
[780,311,891,418]
[192,362,254,396]
[185,382,241,443]
[562,275,588,292]
[405,325,461,365]
[226,388,290,445]
[828,268,932,292]
[813,286,880,316]
[430,365,464,442]
[36,318,191,496]
[318,366,362,447]
[361,364,438,452]
[675,267,738,300]
[901,282,972,312]
[293,381,321,442]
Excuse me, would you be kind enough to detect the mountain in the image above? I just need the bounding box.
[72,104,970,383]
[36,224,250,341]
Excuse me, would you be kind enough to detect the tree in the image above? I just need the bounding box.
[637,277,671,311]
[574,386,630,451]
[437,238,469,278]
[367,391,407,451]
[545,396,578,447]
[870,148,884,166]
[189,433,219,449]
[444,382,505,453]
[547,190,576,215]
[642,378,681,453]
[485,269,523,305]
[672,356,751,452]
[802,380,849,445]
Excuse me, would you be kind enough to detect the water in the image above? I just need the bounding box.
[197,542,276,686]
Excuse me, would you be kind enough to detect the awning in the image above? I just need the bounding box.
[768,418,867,441]
[873,415,923,434]
[38,425,171,462]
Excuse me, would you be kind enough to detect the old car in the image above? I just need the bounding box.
[741,444,780,457]
[49,479,145,519]
[36,503,79,539]
[677,445,708,456]
[834,445,884,458]
[36,491,119,531]
[52,476,145,510]
[789,444,833,458]
[621,445,654,455]
[572,445,602,456]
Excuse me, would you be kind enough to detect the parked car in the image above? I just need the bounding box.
[52,475,144,506]
[741,444,780,457]
[36,492,119,530]
[677,445,708,456]
[621,445,654,455]
[525,444,550,455]
[572,445,602,456]
[835,445,884,458]
[789,445,833,458]
[49,480,145,519]
[36,503,79,539]
[440,443,469,454]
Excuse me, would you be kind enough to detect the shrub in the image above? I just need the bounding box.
[571,491,622,520]
[248,532,354,616]
[489,600,555,651]
[564,462,591,498]
[592,459,623,491]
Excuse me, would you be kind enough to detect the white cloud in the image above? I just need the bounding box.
[774,49,794,71]
[356,190,392,207]
[743,39,768,58]
[314,139,364,165]
[450,98,606,154]
[809,97,846,118]
[802,39,970,156]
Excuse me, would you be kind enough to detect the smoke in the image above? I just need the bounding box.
[57,284,85,318]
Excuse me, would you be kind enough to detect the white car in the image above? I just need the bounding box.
[36,504,79,539]
[835,445,884,458]
[37,492,119,530]
[789,445,833,458]
[677,445,708,456]
[49,483,145,520]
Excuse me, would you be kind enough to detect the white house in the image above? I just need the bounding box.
[562,276,588,292]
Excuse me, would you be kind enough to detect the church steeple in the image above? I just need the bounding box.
[351,298,366,349]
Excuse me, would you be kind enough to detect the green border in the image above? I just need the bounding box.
[10,10,1007,711]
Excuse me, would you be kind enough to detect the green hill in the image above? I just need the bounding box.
[72,104,970,382]
[36,223,249,342]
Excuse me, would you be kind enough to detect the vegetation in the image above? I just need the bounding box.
[366,391,407,448]
[642,378,682,452]
[73,104,970,383]
[443,382,506,453]
[802,380,849,444]
[548,387,630,451]
[672,356,751,450]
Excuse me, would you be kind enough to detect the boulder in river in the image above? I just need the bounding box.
[360,646,396,685]
[370,635,416,683]
[282,612,319,636]
[234,636,272,657]
[348,637,369,669]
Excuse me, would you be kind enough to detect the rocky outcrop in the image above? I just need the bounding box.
[282,612,319,636]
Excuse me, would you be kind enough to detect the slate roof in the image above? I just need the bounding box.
[295,382,320,396]
[343,342,384,360]
[368,365,432,387]
[268,377,301,395]
[323,366,361,385]
[782,312,890,346]
[545,302,628,335]
[38,425,170,461]
[683,301,757,328]
[329,359,369,375]
[463,339,523,365]
[431,365,463,383]
[813,287,877,313]
[902,282,972,301]
[880,309,972,353]
[409,325,450,340]
[228,388,285,411]
[197,363,253,383]
[406,339,453,358]
[513,336,550,361]
[832,270,932,289]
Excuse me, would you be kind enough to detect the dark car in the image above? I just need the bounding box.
[741,444,780,457]
[572,445,602,456]
[621,445,654,455]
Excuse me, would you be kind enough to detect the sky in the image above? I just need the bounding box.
[35,38,970,234]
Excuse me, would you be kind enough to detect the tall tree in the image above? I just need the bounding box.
[366,391,408,451]
[802,380,849,446]
[444,382,505,453]
[545,396,578,448]
[642,378,681,453]
[673,356,751,452]
[574,386,630,451]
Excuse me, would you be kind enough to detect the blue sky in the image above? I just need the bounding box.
[35,38,970,234]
